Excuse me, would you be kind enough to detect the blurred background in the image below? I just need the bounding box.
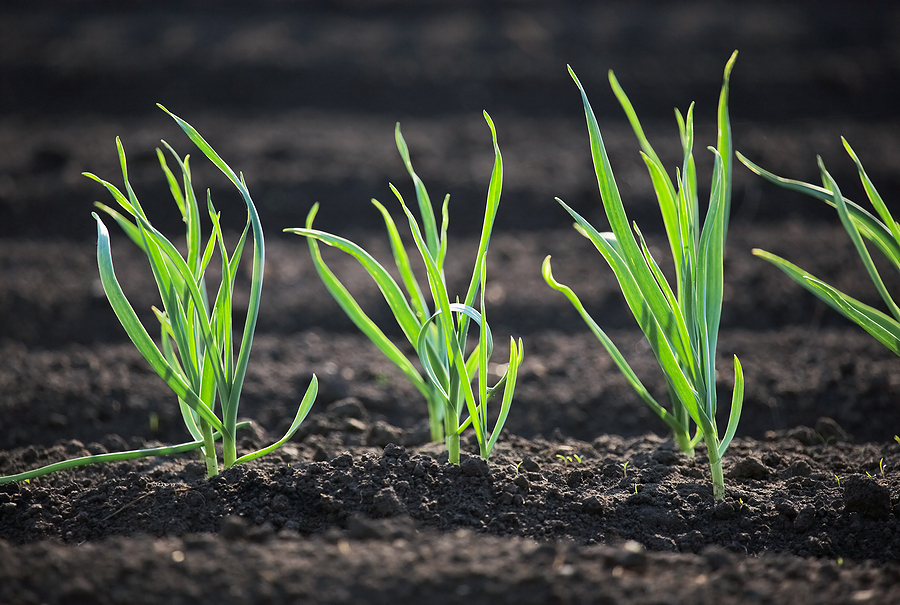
[3,0,900,241]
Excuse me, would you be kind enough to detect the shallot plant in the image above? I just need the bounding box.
[739,141,900,356]
[0,107,317,485]
[285,112,523,464]
[542,52,744,499]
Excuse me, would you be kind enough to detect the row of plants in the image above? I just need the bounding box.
[2,51,895,501]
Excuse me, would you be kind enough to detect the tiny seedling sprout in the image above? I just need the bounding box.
[556,454,581,466]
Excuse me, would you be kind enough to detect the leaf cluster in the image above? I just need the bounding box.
[543,51,744,499]
[1,108,317,484]
[739,142,900,355]
[286,112,522,463]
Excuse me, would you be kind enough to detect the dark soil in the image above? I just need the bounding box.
[3,2,900,603]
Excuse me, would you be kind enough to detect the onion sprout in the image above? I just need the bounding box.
[285,112,522,463]
[739,140,900,357]
[543,51,744,500]
[1,107,317,484]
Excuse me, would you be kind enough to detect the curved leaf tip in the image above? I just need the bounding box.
[723,50,738,79]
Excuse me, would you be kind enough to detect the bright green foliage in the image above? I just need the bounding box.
[1,107,317,485]
[286,112,523,464]
[739,140,900,356]
[543,51,744,500]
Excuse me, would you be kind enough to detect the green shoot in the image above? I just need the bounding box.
[1,107,317,485]
[543,51,744,500]
[739,141,900,359]
[555,453,583,466]
[285,112,523,464]
[881,458,886,477]
[622,461,629,477]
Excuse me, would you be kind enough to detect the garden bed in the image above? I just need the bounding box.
[2,2,900,603]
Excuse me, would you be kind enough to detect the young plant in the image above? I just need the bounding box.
[556,453,582,466]
[542,52,744,500]
[1,107,317,485]
[285,112,523,464]
[738,141,900,359]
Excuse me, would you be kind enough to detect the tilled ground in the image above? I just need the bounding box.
[3,2,900,603]
[2,429,900,604]
[3,223,900,603]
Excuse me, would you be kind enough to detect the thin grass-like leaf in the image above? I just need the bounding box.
[751,249,847,315]
[485,337,524,455]
[287,206,421,346]
[235,376,318,465]
[806,276,900,355]
[396,188,458,365]
[296,209,430,398]
[94,214,223,433]
[372,199,430,323]
[737,152,900,270]
[552,52,742,499]
[844,139,900,253]
[695,149,728,417]
[570,68,696,368]
[557,199,701,415]
[542,256,689,435]
[820,157,900,322]
[463,111,504,309]
[396,123,439,257]
[717,356,744,458]
[0,424,249,486]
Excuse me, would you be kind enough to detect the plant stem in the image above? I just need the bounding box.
[444,403,461,464]
[426,394,444,442]
[673,428,695,458]
[222,427,237,470]
[442,408,460,463]
[671,398,695,456]
[446,431,460,465]
[200,419,218,477]
[443,364,463,464]
[704,431,725,500]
